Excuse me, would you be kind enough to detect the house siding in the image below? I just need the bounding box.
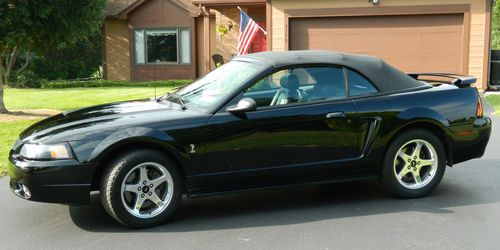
[214,7,241,64]
[271,0,489,89]
[196,15,217,76]
[104,20,131,81]
[208,6,267,67]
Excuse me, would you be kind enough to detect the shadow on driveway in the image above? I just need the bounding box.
[69,162,500,233]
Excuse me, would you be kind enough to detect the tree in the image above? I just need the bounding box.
[0,0,106,113]
[492,0,500,50]
[29,33,103,82]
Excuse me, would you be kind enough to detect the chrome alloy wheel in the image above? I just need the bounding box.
[120,162,174,219]
[393,139,438,189]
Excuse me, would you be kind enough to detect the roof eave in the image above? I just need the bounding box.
[114,0,147,19]
[170,0,201,17]
[192,0,266,7]
[105,14,127,20]
[113,0,200,19]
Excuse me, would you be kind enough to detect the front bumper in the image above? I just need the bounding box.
[8,152,98,205]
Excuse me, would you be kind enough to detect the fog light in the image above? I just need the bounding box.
[10,180,31,199]
[22,184,31,199]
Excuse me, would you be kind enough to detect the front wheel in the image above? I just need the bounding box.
[381,129,446,198]
[100,149,183,228]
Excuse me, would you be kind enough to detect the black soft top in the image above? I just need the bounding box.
[235,50,427,92]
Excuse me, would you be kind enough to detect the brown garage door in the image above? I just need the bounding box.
[289,14,465,73]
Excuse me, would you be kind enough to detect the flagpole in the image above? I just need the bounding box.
[237,6,267,35]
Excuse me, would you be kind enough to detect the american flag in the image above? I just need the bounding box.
[237,10,261,55]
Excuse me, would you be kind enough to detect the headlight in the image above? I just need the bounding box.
[12,138,22,150]
[19,143,73,160]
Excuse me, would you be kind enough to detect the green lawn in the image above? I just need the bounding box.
[1,87,174,175]
[1,119,42,175]
[5,87,173,111]
[486,95,500,114]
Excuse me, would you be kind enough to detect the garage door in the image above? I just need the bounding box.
[289,14,465,73]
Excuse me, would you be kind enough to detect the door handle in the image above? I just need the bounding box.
[326,112,346,119]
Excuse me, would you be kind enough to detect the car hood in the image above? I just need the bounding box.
[19,99,206,143]
[62,98,166,118]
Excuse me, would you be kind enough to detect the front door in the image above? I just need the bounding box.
[195,66,361,190]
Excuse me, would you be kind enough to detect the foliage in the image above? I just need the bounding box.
[13,70,42,88]
[493,0,500,50]
[0,0,106,53]
[27,34,103,81]
[0,0,107,112]
[40,79,192,89]
[91,66,104,79]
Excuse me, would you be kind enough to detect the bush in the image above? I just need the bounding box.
[28,34,102,80]
[12,70,44,88]
[40,79,192,89]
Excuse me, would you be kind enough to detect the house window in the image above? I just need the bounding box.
[134,28,191,65]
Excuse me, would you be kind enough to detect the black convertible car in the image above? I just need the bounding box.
[8,51,491,228]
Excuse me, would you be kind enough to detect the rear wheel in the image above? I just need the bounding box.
[100,149,183,228]
[381,129,446,198]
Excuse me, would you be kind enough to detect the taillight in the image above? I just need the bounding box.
[476,95,483,118]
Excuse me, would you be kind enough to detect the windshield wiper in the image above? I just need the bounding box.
[167,93,186,110]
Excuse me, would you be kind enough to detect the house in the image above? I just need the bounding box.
[103,0,493,90]
[103,0,201,81]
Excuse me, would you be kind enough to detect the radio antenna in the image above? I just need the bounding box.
[153,3,159,100]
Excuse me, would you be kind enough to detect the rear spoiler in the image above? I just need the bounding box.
[407,72,476,88]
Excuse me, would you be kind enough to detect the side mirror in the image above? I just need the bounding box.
[227,97,257,113]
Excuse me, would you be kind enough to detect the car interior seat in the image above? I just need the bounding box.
[271,73,303,106]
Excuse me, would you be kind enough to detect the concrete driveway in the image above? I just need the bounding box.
[1,106,499,249]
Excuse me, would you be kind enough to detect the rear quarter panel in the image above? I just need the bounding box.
[352,84,479,173]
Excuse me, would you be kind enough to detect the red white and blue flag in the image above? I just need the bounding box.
[237,10,263,55]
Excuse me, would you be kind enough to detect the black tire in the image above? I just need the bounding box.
[381,129,446,198]
[100,149,183,228]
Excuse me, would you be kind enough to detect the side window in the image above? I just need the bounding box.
[306,67,346,102]
[242,66,347,108]
[348,69,378,96]
[245,77,278,92]
[242,69,286,107]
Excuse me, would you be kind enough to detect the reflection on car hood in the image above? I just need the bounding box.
[62,99,165,118]
[18,99,193,143]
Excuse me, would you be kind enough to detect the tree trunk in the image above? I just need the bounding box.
[0,62,7,113]
[16,51,31,75]
[4,46,19,84]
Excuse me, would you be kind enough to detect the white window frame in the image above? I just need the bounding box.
[133,27,191,65]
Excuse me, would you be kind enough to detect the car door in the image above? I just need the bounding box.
[197,66,361,190]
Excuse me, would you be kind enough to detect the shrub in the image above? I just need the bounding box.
[40,79,192,89]
[12,70,44,88]
[28,34,103,81]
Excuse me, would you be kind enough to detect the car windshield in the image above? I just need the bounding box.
[164,60,264,111]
